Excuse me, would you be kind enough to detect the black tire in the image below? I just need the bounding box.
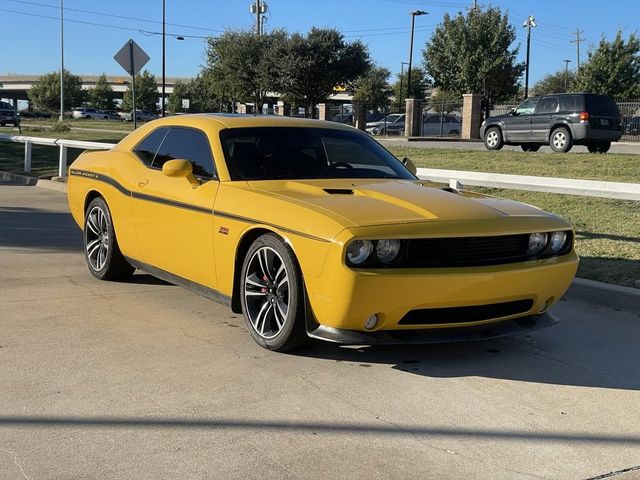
[0,122,5,127]
[549,127,573,153]
[240,233,308,351]
[484,127,504,150]
[85,115,91,119]
[521,144,541,152]
[597,141,611,153]
[83,197,134,281]
[136,117,142,122]
[587,144,599,153]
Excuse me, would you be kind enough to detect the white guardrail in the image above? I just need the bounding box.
[0,133,116,177]
[0,133,639,201]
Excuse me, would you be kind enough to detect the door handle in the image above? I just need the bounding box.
[137,178,149,187]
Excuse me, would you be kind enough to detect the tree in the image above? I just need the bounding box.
[28,69,85,112]
[533,70,576,96]
[167,81,189,113]
[121,70,159,113]
[352,66,392,111]
[278,28,370,116]
[575,32,640,98]
[205,30,287,112]
[87,73,116,110]
[391,68,429,111]
[423,7,524,114]
[428,89,462,113]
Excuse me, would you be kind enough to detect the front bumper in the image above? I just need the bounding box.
[307,311,559,344]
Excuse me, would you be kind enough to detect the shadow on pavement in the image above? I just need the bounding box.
[0,206,81,251]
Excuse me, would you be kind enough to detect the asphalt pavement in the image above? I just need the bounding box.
[1,183,639,480]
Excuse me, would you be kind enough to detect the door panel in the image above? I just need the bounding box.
[504,98,539,142]
[132,172,219,289]
[531,96,559,142]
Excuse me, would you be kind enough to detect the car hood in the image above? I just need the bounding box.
[247,179,551,228]
[486,113,512,123]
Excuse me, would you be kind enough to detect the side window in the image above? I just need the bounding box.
[151,127,216,179]
[515,98,539,115]
[560,94,583,112]
[536,97,559,114]
[134,127,169,166]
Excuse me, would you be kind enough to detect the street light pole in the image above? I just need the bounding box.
[523,15,536,99]
[161,0,166,117]
[407,10,427,100]
[59,0,64,121]
[399,61,408,113]
[563,59,571,92]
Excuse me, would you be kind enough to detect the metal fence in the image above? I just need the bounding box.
[489,98,640,142]
[421,100,463,137]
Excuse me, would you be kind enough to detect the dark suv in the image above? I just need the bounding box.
[481,93,622,153]
[0,101,20,127]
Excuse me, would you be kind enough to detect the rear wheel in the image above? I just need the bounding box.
[521,144,541,152]
[484,127,504,150]
[550,127,573,153]
[84,197,134,281]
[240,233,308,351]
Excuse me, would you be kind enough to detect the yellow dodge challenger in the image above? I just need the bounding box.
[67,114,578,351]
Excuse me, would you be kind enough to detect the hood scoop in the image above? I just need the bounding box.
[324,188,354,195]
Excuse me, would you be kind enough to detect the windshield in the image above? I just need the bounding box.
[220,127,416,181]
[0,101,14,110]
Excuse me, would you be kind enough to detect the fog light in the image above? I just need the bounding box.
[365,314,379,330]
[539,296,555,313]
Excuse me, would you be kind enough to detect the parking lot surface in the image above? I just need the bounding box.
[1,183,639,480]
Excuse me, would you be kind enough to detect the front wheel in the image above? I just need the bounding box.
[240,233,308,351]
[484,127,504,150]
[84,197,134,281]
[550,127,573,153]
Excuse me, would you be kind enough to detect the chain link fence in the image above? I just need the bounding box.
[421,100,463,137]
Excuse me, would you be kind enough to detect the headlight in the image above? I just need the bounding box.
[346,240,373,265]
[550,231,568,252]
[528,232,548,255]
[376,239,401,264]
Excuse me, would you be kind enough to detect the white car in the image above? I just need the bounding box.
[366,114,405,136]
[422,114,461,136]
[72,108,110,120]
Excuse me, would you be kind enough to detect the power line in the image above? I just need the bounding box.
[5,0,223,32]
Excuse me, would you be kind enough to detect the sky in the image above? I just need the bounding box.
[1,0,638,85]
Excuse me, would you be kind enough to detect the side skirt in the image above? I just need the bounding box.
[125,257,232,308]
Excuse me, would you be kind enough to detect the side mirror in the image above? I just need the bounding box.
[402,157,417,175]
[162,159,200,188]
[509,108,517,116]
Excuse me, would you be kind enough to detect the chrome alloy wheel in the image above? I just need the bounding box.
[486,130,499,147]
[243,246,290,339]
[85,206,109,271]
[552,130,567,149]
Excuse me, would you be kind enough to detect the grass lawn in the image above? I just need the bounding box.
[389,146,640,183]
[20,117,133,132]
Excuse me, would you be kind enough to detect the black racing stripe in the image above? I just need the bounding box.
[131,191,212,214]
[70,168,331,243]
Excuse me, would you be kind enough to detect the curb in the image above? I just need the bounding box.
[566,277,640,311]
[0,170,38,185]
[36,179,67,192]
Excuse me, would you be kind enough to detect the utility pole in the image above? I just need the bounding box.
[399,61,408,113]
[251,0,267,35]
[523,15,536,99]
[563,59,571,92]
[571,29,584,69]
[59,0,64,121]
[161,0,166,117]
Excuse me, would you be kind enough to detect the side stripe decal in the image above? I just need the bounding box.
[69,168,331,243]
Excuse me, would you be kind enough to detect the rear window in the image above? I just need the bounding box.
[586,95,619,116]
[559,95,584,112]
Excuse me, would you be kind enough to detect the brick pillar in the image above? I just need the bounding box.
[353,103,367,131]
[404,98,423,137]
[275,101,290,116]
[462,93,482,139]
[318,103,332,121]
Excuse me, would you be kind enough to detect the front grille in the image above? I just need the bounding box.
[398,299,534,325]
[405,234,530,267]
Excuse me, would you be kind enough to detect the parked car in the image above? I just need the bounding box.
[72,108,108,120]
[0,101,20,127]
[481,93,622,153]
[366,114,405,135]
[123,110,159,122]
[623,116,640,136]
[101,110,122,120]
[422,113,462,136]
[67,114,577,352]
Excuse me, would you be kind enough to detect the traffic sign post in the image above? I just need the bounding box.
[114,39,150,129]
